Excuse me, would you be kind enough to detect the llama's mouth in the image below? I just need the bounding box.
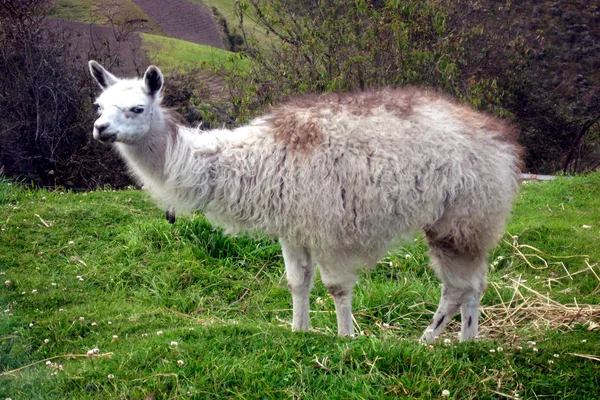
[97,133,117,143]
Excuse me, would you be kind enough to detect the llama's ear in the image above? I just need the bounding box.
[144,66,163,97]
[88,60,118,89]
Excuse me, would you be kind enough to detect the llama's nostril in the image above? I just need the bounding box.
[95,122,110,134]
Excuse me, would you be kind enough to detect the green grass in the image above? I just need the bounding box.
[1,175,600,399]
[48,0,97,23]
[141,33,250,74]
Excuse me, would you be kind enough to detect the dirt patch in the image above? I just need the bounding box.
[47,18,146,76]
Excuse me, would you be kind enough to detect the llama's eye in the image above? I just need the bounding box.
[95,105,103,115]
[130,106,145,114]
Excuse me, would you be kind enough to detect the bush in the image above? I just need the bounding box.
[0,0,130,189]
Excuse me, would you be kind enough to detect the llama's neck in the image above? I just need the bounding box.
[116,107,229,213]
[115,108,170,186]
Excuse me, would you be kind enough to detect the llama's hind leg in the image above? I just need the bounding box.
[421,246,487,342]
[281,239,315,332]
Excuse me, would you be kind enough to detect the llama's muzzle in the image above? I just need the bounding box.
[94,122,117,143]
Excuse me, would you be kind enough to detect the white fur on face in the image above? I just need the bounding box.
[93,80,156,144]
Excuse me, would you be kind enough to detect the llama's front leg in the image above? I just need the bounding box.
[280,239,315,332]
[326,284,355,337]
[319,265,357,337]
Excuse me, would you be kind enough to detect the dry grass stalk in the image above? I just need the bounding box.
[478,239,600,340]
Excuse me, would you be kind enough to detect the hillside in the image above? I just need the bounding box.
[130,0,224,49]
[47,0,230,75]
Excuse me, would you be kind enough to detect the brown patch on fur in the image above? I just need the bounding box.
[452,103,525,173]
[270,87,428,120]
[424,228,484,258]
[266,109,325,154]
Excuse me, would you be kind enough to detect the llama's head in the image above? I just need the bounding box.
[88,61,164,144]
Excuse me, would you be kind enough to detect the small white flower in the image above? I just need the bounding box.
[112,335,118,341]
[553,354,559,358]
[532,347,538,352]
[29,323,34,328]
[50,371,57,376]
[46,360,53,366]
[79,316,85,321]
[59,308,64,312]
[170,341,178,347]
[443,338,452,345]
[86,349,94,356]
[68,240,74,245]
[108,321,112,325]
[382,323,390,329]
[442,389,450,397]
[489,349,496,353]
[157,330,164,336]
[58,364,63,370]
[548,360,554,364]
[405,254,411,259]
[31,289,38,294]
[515,346,522,350]
[91,322,97,327]
[4,280,10,287]
[581,339,587,343]
[527,341,536,346]
[51,282,57,286]
[497,347,503,352]
[44,338,50,343]
[177,360,184,367]
[108,374,115,379]
[93,347,100,354]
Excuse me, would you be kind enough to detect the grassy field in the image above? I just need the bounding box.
[1,174,599,399]
[141,33,249,74]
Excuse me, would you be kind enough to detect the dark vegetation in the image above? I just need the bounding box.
[0,0,131,189]
[1,0,599,189]
[233,0,600,173]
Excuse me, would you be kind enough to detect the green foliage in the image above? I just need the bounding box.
[237,0,456,95]
[1,175,600,398]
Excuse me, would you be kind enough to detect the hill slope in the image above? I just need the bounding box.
[130,0,224,48]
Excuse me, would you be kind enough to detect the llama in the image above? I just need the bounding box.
[88,61,522,342]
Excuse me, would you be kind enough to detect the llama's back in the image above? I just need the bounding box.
[204,88,521,263]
